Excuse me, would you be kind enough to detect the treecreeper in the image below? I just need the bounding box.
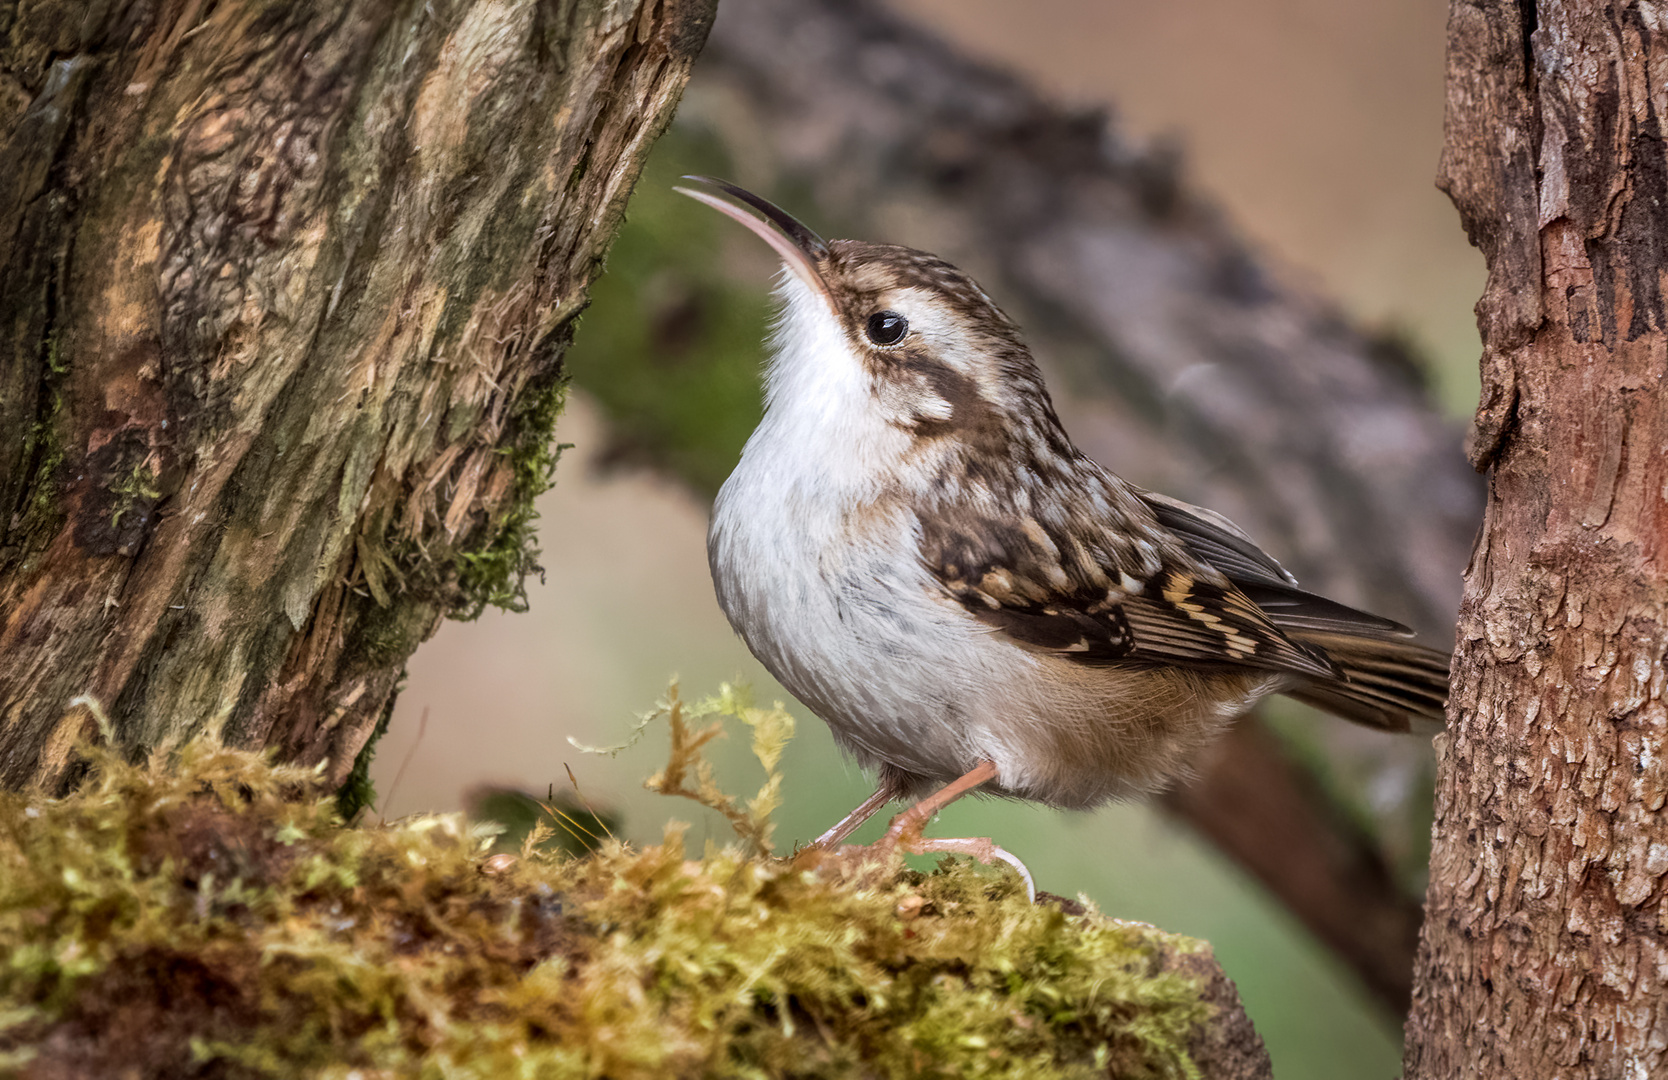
[679,176,1450,896]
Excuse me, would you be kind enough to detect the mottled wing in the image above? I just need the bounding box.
[921,503,1338,680]
[1140,492,1415,638]
[1118,569,1337,678]
[922,516,1139,662]
[1137,492,1450,730]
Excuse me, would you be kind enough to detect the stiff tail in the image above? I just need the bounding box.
[1283,630,1451,733]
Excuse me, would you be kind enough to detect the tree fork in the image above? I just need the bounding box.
[1407,1,1668,1074]
[0,0,715,793]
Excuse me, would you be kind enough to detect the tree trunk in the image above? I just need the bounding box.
[1405,2,1668,1074]
[0,0,712,795]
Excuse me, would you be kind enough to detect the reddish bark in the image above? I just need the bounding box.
[1406,2,1668,1074]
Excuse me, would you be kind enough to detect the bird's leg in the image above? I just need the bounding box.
[799,761,1036,900]
[876,759,1000,847]
[872,760,1037,901]
[812,784,898,848]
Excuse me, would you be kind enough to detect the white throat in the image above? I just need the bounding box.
[738,270,911,504]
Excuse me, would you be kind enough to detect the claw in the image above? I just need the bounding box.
[805,827,1038,902]
[894,834,1038,902]
[802,760,1037,901]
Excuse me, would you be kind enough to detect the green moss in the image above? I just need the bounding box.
[562,128,773,496]
[452,372,571,621]
[107,461,161,530]
[341,364,568,627]
[17,330,68,532]
[21,396,65,525]
[1,692,1224,1079]
[43,324,66,376]
[332,670,404,823]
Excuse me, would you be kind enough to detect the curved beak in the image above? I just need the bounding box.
[673,175,830,298]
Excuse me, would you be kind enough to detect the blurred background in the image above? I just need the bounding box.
[372,1,1483,1076]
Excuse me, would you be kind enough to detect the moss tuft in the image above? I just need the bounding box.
[2,695,1224,1079]
[21,398,65,528]
[332,669,404,822]
[107,461,161,530]
[16,330,69,535]
[452,371,571,620]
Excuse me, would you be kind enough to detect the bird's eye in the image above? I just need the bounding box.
[865,311,909,347]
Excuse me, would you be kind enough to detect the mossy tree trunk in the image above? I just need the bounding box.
[0,0,713,795]
[1405,1,1668,1074]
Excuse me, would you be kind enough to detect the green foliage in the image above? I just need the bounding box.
[563,128,772,495]
[621,681,794,857]
[0,693,1224,1079]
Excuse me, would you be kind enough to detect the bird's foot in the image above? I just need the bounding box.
[795,761,1035,900]
[885,834,1037,903]
[789,836,901,893]
[796,820,1037,902]
[867,827,1034,901]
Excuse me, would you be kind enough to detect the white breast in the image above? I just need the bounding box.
[708,273,977,776]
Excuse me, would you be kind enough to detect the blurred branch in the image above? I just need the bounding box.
[1161,721,1424,1014]
[585,0,1480,1016]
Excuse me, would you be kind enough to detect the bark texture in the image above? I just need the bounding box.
[1406,2,1668,1075]
[684,0,1482,1014]
[0,0,713,791]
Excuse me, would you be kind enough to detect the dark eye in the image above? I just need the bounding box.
[865,310,908,347]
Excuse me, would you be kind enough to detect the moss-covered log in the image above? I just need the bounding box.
[0,736,1272,1079]
[0,0,714,793]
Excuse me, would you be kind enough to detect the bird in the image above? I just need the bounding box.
[674,175,1450,893]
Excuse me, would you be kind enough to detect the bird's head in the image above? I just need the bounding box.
[675,176,1062,462]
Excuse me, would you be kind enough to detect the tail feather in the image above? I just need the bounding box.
[1283,630,1451,733]
[1143,491,1454,732]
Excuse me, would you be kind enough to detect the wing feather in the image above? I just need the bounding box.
[1143,492,1415,638]
[920,495,1336,679]
[918,475,1446,729]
